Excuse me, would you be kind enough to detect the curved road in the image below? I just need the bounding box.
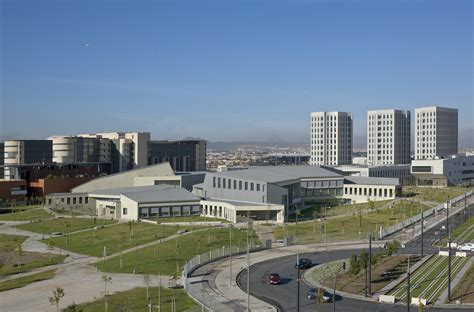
[238,203,474,312]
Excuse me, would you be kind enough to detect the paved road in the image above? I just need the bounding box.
[238,202,474,311]
[238,250,472,312]
[401,203,474,255]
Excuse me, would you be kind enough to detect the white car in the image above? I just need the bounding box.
[457,243,474,252]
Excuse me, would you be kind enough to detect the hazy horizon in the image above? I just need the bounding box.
[1,0,472,148]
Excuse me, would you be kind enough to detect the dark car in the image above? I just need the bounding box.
[295,258,312,269]
[268,273,281,285]
[307,287,333,302]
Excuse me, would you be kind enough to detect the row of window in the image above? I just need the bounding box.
[48,196,89,205]
[212,176,265,192]
[345,186,394,198]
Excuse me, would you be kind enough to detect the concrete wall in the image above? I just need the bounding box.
[343,184,398,203]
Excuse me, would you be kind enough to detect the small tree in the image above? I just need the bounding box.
[102,274,112,312]
[49,287,65,312]
[316,287,324,312]
[143,274,151,300]
[349,253,360,275]
[16,242,23,267]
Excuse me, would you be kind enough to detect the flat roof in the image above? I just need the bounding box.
[209,165,341,183]
[344,176,400,186]
[122,187,199,203]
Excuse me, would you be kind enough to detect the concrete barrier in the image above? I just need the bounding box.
[447,242,457,248]
[456,251,467,257]
[438,250,450,256]
[411,297,427,306]
[379,295,395,304]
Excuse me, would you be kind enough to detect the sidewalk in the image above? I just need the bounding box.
[186,241,384,311]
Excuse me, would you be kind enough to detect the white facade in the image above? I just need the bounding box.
[49,136,111,164]
[310,112,353,166]
[367,109,410,165]
[411,155,474,187]
[415,107,458,160]
[201,199,284,223]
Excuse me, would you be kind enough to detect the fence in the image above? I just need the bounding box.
[183,243,265,312]
[379,191,472,239]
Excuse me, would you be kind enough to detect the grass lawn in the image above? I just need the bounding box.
[449,264,474,303]
[275,200,431,243]
[16,217,117,235]
[402,186,471,203]
[50,222,191,257]
[389,255,469,303]
[96,227,260,276]
[289,200,393,222]
[0,269,56,291]
[0,234,28,252]
[70,287,197,312]
[0,208,52,221]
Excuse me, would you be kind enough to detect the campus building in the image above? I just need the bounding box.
[415,106,458,160]
[0,142,4,179]
[193,165,400,221]
[148,139,206,172]
[367,109,410,165]
[49,136,111,164]
[411,154,474,187]
[3,140,53,180]
[310,112,353,166]
[330,164,414,185]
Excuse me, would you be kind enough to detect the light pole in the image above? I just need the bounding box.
[420,210,424,257]
[247,212,250,311]
[229,224,233,286]
[333,262,346,312]
[406,256,411,312]
[368,234,372,296]
[296,250,300,312]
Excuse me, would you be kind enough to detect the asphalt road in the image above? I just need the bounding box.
[238,202,474,312]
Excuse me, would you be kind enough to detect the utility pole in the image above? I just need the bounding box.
[296,250,300,312]
[368,234,372,296]
[407,256,411,312]
[247,212,250,312]
[448,239,452,301]
[229,224,233,286]
[421,210,424,257]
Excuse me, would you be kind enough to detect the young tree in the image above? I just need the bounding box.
[349,253,360,275]
[102,274,112,312]
[143,274,151,300]
[359,250,369,294]
[49,287,65,312]
[16,242,23,268]
[316,287,324,312]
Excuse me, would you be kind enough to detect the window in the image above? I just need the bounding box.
[123,207,128,215]
[222,178,226,188]
[234,180,237,189]
[250,183,254,191]
[79,197,82,204]
[73,197,76,204]
[213,177,216,187]
[85,197,89,204]
[67,198,70,205]
[239,181,242,190]
[245,182,248,190]
[256,184,260,191]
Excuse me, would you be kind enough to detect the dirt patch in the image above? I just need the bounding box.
[334,255,422,296]
[0,250,58,274]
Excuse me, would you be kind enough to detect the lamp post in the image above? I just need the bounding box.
[333,262,346,312]
[229,224,233,286]
[368,234,372,296]
[406,256,411,312]
[296,250,300,312]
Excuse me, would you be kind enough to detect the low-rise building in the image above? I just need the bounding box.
[411,155,474,187]
[343,176,401,203]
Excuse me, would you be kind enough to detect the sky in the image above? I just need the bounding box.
[1,0,472,147]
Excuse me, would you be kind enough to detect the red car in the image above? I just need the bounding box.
[268,273,281,285]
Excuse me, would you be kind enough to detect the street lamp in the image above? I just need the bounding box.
[333,262,346,312]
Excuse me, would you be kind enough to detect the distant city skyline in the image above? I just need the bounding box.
[1,0,472,148]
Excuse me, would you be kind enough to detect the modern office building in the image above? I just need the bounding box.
[415,107,458,160]
[0,142,4,179]
[330,163,414,185]
[49,136,111,164]
[367,109,410,165]
[148,139,206,172]
[78,132,150,173]
[310,112,353,166]
[411,155,474,187]
[3,140,53,180]
[193,165,400,221]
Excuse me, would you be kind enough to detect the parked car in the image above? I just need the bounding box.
[295,258,312,269]
[307,287,333,302]
[268,273,281,285]
[457,243,474,252]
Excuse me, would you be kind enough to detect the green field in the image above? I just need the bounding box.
[0,269,56,291]
[275,200,431,243]
[438,215,474,246]
[50,222,190,257]
[0,234,28,252]
[96,227,260,276]
[389,255,469,303]
[71,287,197,312]
[403,186,471,203]
[0,208,52,221]
[16,217,117,235]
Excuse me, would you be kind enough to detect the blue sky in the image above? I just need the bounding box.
[1,0,472,147]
